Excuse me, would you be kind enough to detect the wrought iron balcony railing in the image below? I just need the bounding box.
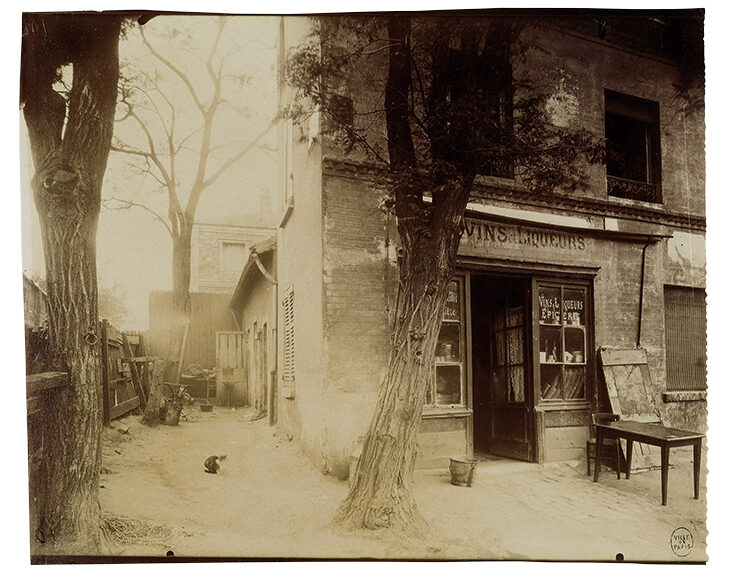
[607,175,660,203]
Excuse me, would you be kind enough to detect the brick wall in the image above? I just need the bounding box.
[320,173,398,476]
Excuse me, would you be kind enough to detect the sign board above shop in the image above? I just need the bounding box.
[460,218,591,256]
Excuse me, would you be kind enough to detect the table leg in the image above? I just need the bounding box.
[593,430,603,483]
[625,439,633,479]
[693,441,701,500]
[661,445,669,506]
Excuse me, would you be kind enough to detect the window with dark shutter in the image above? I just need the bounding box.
[282,287,295,383]
[664,286,706,391]
[605,90,662,203]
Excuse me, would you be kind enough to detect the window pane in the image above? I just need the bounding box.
[539,326,561,364]
[564,327,585,364]
[541,365,562,400]
[606,113,649,182]
[443,280,461,321]
[563,288,586,326]
[492,367,507,403]
[510,366,525,402]
[436,323,461,361]
[507,305,523,327]
[221,242,247,274]
[436,365,462,405]
[495,331,506,366]
[507,327,523,365]
[538,286,561,324]
[564,367,585,399]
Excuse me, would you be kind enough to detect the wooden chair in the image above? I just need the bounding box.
[586,413,622,478]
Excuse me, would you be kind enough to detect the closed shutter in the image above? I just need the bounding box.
[664,286,707,391]
[282,287,295,382]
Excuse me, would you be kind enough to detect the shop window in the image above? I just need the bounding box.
[427,278,465,407]
[605,90,662,203]
[664,286,706,391]
[282,287,295,383]
[538,284,588,402]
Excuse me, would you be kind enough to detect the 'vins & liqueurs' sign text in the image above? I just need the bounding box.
[463,218,587,251]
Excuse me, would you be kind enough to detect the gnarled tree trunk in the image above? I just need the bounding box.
[334,15,478,535]
[22,14,121,552]
[335,177,473,535]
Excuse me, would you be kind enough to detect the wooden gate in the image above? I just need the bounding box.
[216,331,247,406]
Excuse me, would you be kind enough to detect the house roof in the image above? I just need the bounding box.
[229,236,277,312]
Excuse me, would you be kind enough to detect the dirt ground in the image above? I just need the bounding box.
[99,404,707,562]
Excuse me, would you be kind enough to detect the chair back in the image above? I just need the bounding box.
[590,412,620,436]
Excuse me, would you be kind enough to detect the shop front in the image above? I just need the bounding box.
[417,211,657,467]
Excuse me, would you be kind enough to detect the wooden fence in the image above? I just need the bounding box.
[147,291,235,370]
[101,320,159,425]
[26,371,69,542]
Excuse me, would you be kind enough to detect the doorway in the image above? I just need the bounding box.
[471,274,536,461]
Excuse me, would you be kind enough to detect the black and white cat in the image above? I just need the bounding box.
[203,454,227,474]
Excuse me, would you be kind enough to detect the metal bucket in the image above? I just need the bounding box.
[160,401,183,426]
[449,457,477,487]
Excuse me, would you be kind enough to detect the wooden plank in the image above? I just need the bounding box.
[599,348,647,366]
[544,426,589,462]
[106,322,123,346]
[119,356,157,363]
[26,372,69,396]
[109,396,140,421]
[125,334,140,346]
[122,335,148,409]
[543,408,591,428]
[419,415,468,434]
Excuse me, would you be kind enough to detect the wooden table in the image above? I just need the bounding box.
[593,421,704,506]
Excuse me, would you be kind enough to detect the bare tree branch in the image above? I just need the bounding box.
[140,25,206,114]
[202,115,279,189]
[104,196,173,237]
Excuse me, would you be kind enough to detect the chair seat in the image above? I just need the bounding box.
[587,437,619,446]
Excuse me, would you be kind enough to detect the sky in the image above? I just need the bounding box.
[20,13,281,330]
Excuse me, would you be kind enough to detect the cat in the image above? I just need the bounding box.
[203,454,227,474]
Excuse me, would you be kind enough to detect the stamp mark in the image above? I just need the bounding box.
[670,527,694,557]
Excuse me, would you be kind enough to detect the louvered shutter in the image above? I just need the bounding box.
[282,288,295,382]
[664,286,707,391]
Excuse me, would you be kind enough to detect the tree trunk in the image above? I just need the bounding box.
[141,359,167,426]
[335,176,473,535]
[167,222,193,382]
[22,14,121,552]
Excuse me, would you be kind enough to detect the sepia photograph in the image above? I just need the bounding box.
[11,1,719,566]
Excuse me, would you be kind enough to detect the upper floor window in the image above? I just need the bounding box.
[447,50,513,179]
[605,90,662,203]
[221,241,247,276]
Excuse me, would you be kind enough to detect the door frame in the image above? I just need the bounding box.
[463,262,598,463]
[467,271,536,461]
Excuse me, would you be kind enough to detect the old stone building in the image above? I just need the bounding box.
[239,11,705,478]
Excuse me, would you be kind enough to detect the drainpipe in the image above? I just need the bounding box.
[636,239,655,347]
